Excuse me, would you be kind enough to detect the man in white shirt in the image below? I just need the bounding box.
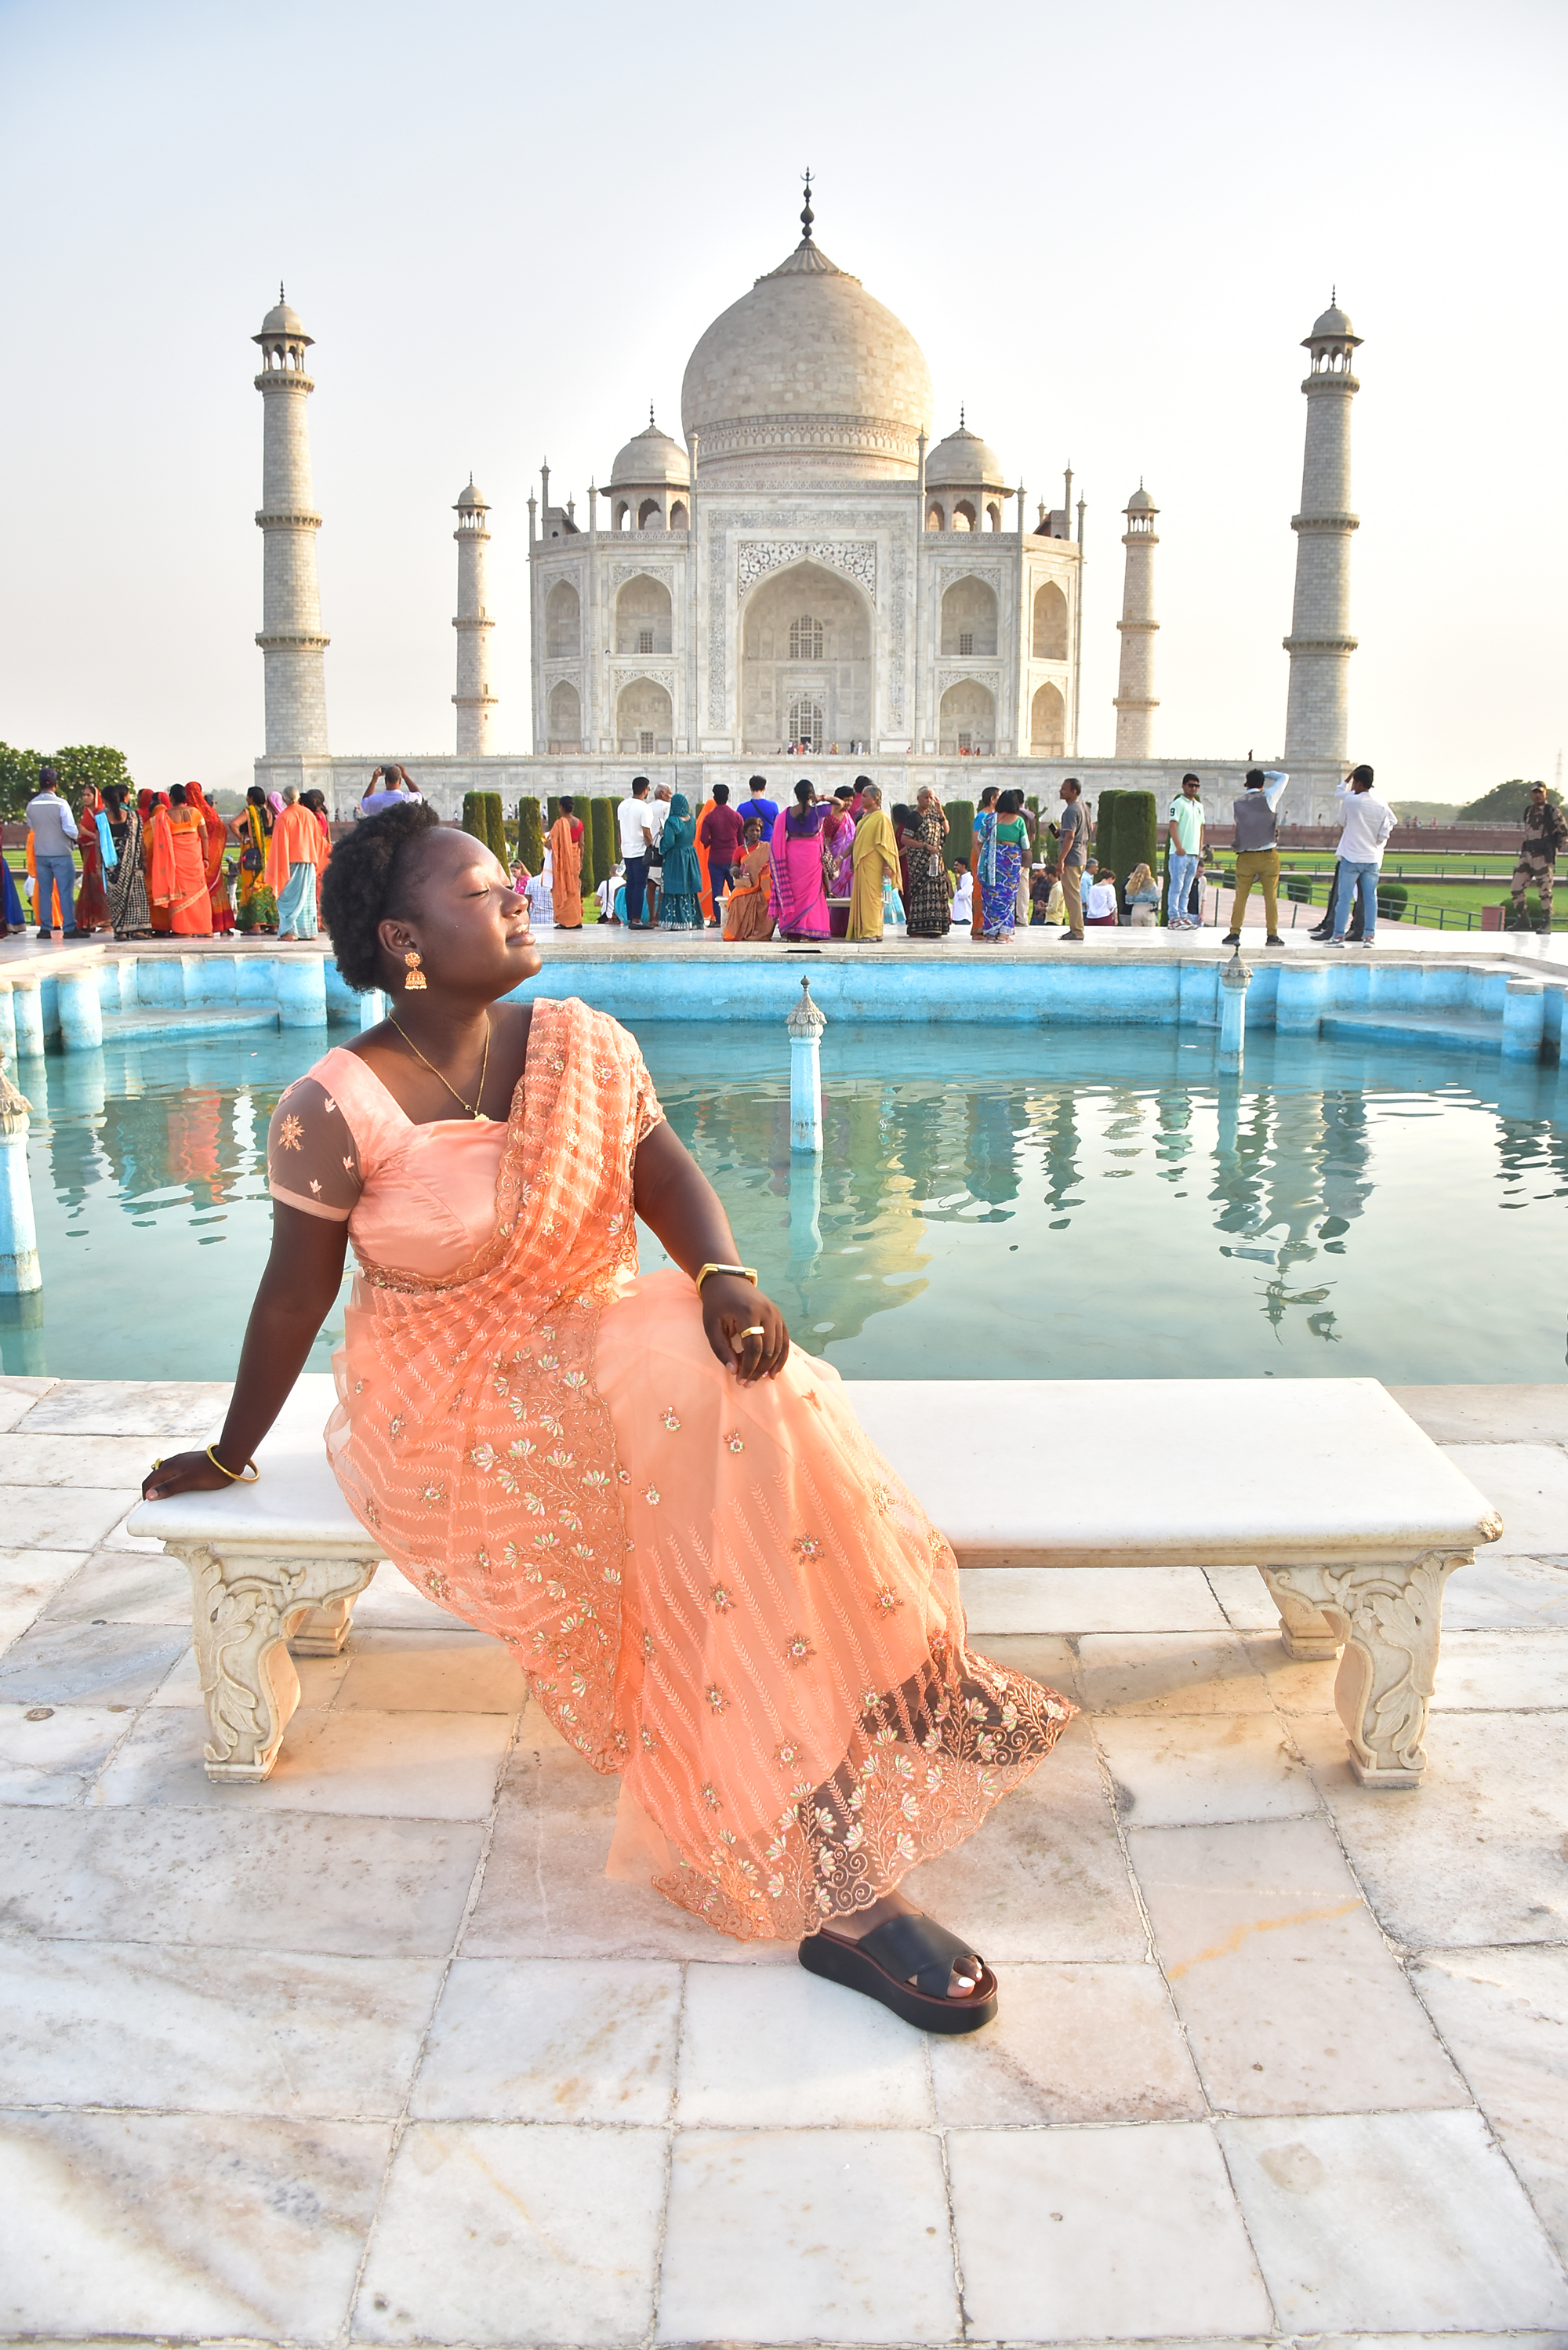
[1328,764,1397,948]
[616,778,655,927]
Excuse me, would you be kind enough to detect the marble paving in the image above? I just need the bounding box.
[2,1371,1566,2348]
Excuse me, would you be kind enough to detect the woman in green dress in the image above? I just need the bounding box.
[655,791,705,929]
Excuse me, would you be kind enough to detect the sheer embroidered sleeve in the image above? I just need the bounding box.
[267,1075,363,1221]
[629,1041,665,1147]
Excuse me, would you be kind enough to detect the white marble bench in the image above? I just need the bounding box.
[128,1373,1502,1791]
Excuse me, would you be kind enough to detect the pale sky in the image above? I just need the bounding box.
[1,0,1562,800]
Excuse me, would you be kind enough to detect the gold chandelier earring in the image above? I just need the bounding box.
[402,949,428,992]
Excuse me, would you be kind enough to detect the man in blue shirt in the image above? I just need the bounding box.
[744,775,779,830]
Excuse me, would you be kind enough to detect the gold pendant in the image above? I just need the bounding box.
[473,1111,492,1122]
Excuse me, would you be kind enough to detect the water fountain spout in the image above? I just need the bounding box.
[0,1057,41,1296]
[787,977,826,1153]
[1219,949,1251,1071]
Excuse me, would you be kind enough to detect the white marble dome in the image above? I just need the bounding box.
[609,420,689,487]
[925,419,1006,489]
[1306,301,1359,346]
[256,298,310,343]
[681,236,933,482]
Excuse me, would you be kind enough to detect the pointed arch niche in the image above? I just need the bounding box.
[1030,681,1065,755]
[616,575,672,656]
[740,557,873,753]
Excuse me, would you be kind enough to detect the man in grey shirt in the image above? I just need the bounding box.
[1056,779,1087,940]
[25,765,82,938]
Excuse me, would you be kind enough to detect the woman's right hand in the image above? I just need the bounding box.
[141,1448,243,1502]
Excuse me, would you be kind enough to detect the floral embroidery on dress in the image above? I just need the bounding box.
[644,1484,661,1506]
[701,1782,720,1809]
[792,1535,822,1562]
[661,1407,681,1432]
[426,1571,450,1600]
[276,1113,303,1151]
[725,1430,745,1454]
[421,1484,445,1508]
[704,1684,728,1713]
[784,1633,816,1666]
[874,1589,904,1614]
[711,1584,734,1612]
[643,1631,655,1659]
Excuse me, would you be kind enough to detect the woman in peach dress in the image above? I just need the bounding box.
[143,802,1073,2031]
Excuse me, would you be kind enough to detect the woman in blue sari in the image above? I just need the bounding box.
[656,792,706,929]
[976,789,1027,941]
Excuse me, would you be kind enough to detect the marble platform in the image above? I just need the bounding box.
[2,1371,1566,2346]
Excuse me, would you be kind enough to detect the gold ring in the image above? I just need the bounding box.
[151,1458,163,1472]
[741,1324,766,1338]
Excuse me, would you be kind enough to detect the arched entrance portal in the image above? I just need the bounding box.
[740,558,873,752]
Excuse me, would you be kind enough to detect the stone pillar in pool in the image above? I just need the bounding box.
[787,977,826,1153]
[1219,950,1251,1070]
[0,1063,41,1295]
[11,978,45,1059]
[0,982,15,1063]
[59,971,103,1052]
[1502,979,1546,1061]
[275,958,328,1028]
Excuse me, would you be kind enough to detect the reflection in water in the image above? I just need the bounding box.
[9,1021,1568,1383]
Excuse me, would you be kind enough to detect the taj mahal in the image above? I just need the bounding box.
[251,183,1365,826]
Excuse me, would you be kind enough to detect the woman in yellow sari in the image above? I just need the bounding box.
[848,784,900,940]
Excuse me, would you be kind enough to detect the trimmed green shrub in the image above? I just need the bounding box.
[591,795,615,888]
[516,797,544,875]
[485,794,508,867]
[1375,881,1408,921]
[460,791,484,841]
[546,794,561,830]
[1101,790,1156,912]
[575,797,597,897]
[1286,876,1313,903]
[945,798,975,868]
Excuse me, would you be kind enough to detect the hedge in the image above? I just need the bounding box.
[591,795,616,888]
[515,797,544,874]
[573,796,597,897]
[1375,881,1407,920]
[1099,790,1156,913]
[946,798,975,868]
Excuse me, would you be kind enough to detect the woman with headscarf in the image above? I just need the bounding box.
[768,781,830,940]
[548,795,584,930]
[265,786,326,940]
[905,786,953,939]
[975,789,1028,943]
[721,816,775,941]
[655,791,704,929]
[139,792,175,933]
[822,791,856,899]
[186,782,234,933]
[101,784,150,939]
[232,786,278,932]
[848,784,900,941]
[147,784,215,934]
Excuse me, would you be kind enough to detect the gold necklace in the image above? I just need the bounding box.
[389,1014,493,1120]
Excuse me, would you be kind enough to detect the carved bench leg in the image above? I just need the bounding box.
[285,1594,361,1656]
[1260,1568,1341,1661]
[1263,1553,1469,1789]
[172,1545,379,1783]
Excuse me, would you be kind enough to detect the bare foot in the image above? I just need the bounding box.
[828,1888,982,1999]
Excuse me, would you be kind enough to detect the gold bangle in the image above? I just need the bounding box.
[695,1262,758,1295]
[205,1444,260,1484]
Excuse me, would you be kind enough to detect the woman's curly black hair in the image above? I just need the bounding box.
[320,801,442,990]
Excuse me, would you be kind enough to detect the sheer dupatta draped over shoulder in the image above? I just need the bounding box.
[268,996,1074,1942]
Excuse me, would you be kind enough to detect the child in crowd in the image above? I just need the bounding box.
[1084,866,1120,927]
[1125,863,1161,926]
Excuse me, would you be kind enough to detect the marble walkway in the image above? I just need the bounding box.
[2,1373,1566,2348]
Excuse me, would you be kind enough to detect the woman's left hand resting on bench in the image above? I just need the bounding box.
[140,1203,350,1499]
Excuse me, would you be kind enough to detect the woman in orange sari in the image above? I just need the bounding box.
[140,792,172,933]
[187,782,234,932]
[146,785,214,934]
[547,795,583,929]
[721,818,775,940]
[144,803,1073,2033]
[74,786,112,932]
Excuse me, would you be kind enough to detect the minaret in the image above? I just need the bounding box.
[1283,297,1362,762]
[252,289,328,756]
[452,478,497,754]
[1112,485,1159,757]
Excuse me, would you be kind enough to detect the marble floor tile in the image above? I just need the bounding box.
[15,1378,229,1437]
[1390,1382,1568,1445]
[2,1485,140,1551]
[1444,1553,1568,1629]
[0,1807,483,1956]
[0,1382,50,1432]
[0,1938,443,2118]
[675,1959,934,2127]
[412,1956,681,2123]
[1129,1817,1467,2114]
[0,1701,129,1803]
[0,2107,388,2341]
[1294,1710,1568,1949]
[36,1546,191,1627]
[1240,1630,1340,1715]
[960,1564,1229,1634]
[94,1702,512,1820]
[1208,1560,1294,1631]
[1442,1444,1568,1553]
[464,1744,793,1963]
[946,2119,1272,2340]
[1075,1631,1272,1716]
[927,1960,1204,2126]
[351,1558,459,1629]
[1095,1713,1320,1828]
[964,1630,1080,1705]
[1218,2109,1568,2332]
[1431,1629,1568,1710]
[335,1626,526,1714]
[0,1432,170,1487]
[357,2121,664,2347]
[146,1640,346,1709]
[0,1548,89,1657]
[0,1618,186,1708]
[1414,1946,1568,2265]
[657,2127,957,2345]
[899,1720,1149,1963]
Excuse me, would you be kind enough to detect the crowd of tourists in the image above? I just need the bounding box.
[2,763,336,943]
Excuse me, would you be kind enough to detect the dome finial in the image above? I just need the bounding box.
[800,166,814,245]
[960,403,966,428]
[649,401,655,427]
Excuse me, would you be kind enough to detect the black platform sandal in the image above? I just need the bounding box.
[798,1911,998,2034]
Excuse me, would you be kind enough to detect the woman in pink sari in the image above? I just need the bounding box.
[768,779,831,940]
[143,803,1072,2032]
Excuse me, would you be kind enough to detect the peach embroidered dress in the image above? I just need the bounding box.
[267,997,1073,1940]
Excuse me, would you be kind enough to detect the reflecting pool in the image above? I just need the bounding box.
[5,1019,1567,1382]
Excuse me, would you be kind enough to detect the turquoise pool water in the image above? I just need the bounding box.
[5,1019,1567,1382]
